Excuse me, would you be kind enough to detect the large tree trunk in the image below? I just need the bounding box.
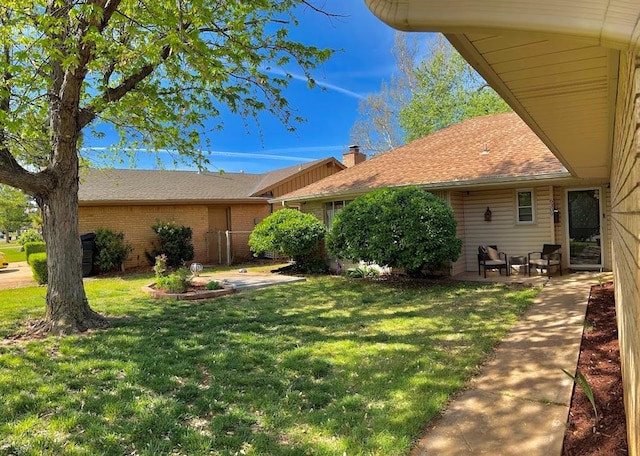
[40,153,108,335]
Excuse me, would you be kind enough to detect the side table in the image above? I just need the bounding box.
[509,255,528,275]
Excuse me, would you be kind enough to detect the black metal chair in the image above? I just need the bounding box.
[528,244,562,277]
[478,245,509,278]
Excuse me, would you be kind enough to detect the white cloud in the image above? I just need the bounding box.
[82,145,347,163]
[266,68,365,100]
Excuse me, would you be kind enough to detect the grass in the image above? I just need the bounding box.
[0,273,538,455]
[0,243,26,263]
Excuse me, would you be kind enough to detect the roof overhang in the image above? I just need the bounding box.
[364,0,640,179]
[274,172,594,204]
[79,198,269,207]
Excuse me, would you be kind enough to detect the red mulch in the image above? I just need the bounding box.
[562,282,628,455]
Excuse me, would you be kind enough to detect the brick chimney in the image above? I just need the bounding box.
[342,145,366,168]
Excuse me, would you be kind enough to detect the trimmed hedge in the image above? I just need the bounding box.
[29,252,48,285]
[24,242,46,264]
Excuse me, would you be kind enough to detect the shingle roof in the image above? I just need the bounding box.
[278,113,569,201]
[78,157,341,203]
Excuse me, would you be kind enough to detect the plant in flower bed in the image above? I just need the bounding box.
[152,254,191,293]
[0,276,537,455]
[206,280,223,290]
[155,268,191,293]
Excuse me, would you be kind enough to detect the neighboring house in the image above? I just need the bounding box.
[364,2,640,453]
[276,113,611,276]
[78,158,345,269]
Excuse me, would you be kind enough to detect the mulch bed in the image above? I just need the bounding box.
[562,281,628,455]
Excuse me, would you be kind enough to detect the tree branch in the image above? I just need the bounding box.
[78,44,171,128]
[0,147,55,196]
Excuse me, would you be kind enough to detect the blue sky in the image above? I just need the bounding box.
[84,2,431,174]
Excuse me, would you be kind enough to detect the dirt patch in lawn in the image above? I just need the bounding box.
[562,281,628,455]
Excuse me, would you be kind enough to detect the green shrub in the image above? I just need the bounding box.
[327,186,462,277]
[24,241,46,264]
[205,280,222,290]
[346,265,380,278]
[94,227,133,272]
[156,268,191,293]
[146,221,194,268]
[17,229,43,246]
[29,252,48,285]
[249,209,326,271]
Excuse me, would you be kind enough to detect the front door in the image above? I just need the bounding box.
[566,189,602,270]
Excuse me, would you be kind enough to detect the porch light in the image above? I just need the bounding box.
[484,207,492,221]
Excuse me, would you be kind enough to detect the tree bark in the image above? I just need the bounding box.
[40,162,108,335]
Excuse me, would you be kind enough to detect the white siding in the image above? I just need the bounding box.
[463,186,554,272]
[450,191,467,276]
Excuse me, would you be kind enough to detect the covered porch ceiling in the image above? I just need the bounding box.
[364,0,640,180]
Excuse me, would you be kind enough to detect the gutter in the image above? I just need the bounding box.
[271,172,579,204]
[79,197,270,207]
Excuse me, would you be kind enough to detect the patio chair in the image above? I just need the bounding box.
[478,245,509,278]
[528,244,562,277]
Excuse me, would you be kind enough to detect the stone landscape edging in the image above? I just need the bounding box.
[141,282,235,300]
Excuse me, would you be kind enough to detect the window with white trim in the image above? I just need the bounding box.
[516,189,534,223]
[325,200,352,229]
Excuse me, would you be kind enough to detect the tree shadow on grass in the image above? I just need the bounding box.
[0,278,536,455]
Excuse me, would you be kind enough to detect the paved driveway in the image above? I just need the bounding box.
[0,262,36,289]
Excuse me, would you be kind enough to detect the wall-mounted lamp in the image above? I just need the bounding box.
[484,207,492,222]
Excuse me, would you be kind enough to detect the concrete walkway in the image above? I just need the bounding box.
[411,271,611,456]
[196,270,306,290]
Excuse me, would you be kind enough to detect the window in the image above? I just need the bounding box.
[516,189,534,223]
[325,200,351,229]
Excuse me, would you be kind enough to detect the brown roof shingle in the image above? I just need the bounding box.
[78,157,342,203]
[278,113,568,201]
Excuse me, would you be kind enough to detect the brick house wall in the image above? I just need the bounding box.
[79,204,209,269]
[79,202,275,269]
[227,203,272,262]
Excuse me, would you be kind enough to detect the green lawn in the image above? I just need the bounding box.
[0,273,538,455]
[0,243,26,263]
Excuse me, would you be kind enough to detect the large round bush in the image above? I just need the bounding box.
[327,186,462,276]
[249,209,326,266]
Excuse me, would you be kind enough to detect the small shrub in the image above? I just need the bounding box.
[29,252,48,285]
[146,221,194,268]
[94,228,133,272]
[346,265,380,278]
[17,229,43,247]
[249,209,326,271]
[156,268,191,293]
[24,242,46,264]
[205,280,222,290]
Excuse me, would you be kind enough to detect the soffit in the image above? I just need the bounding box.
[447,32,618,179]
[364,0,636,179]
[364,0,640,51]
